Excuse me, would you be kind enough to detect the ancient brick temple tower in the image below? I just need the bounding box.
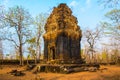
[43,3,82,63]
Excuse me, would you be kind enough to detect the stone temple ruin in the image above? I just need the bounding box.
[40,3,99,73]
[43,3,82,63]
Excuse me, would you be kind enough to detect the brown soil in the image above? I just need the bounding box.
[0,65,120,80]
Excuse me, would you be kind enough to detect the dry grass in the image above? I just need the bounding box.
[0,65,120,80]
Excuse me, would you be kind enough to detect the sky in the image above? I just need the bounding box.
[0,0,108,29]
[0,0,109,56]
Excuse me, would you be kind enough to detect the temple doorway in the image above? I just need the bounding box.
[50,47,55,60]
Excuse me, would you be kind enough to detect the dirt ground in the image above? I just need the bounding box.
[0,65,120,80]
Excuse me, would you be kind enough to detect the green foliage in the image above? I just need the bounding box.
[81,49,85,58]
[105,9,120,23]
[28,46,36,59]
[6,54,10,56]
[5,6,32,27]
[100,1,120,50]
[100,1,120,38]
[27,54,30,59]
[81,49,83,55]
[111,54,116,62]
[27,37,36,59]
[101,51,107,60]
[104,9,120,41]
[27,37,36,44]
[99,0,120,8]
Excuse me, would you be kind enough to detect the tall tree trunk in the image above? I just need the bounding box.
[18,24,23,66]
[19,43,23,66]
[37,45,41,61]
[35,43,40,64]
[35,56,37,64]
[39,46,41,60]
[27,57,29,65]
[36,33,41,62]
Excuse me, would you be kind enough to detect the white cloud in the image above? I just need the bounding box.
[69,0,78,7]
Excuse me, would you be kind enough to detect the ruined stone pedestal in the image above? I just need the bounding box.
[36,64,100,73]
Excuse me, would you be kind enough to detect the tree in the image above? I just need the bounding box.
[99,0,120,8]
[1,6,32,65]
[0,4,5,30]
[0,5,5,65]
[100,1,120,63]
[101,9,120,53]
[33,13,47,61]
[26,13,47,64]
[0,41,3,60]
[104,9,120,41]
[27,37,36,64]
[0,4,4,20]
[99,0,120,41]
[101,48,109,63]
[83,27,102,61]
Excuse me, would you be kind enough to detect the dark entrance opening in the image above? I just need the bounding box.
[50,48,55,60]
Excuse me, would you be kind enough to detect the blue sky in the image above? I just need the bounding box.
[0,0,109,56]
[0,0,108,29]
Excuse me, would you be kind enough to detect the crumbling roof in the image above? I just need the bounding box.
[43,3,82,40]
